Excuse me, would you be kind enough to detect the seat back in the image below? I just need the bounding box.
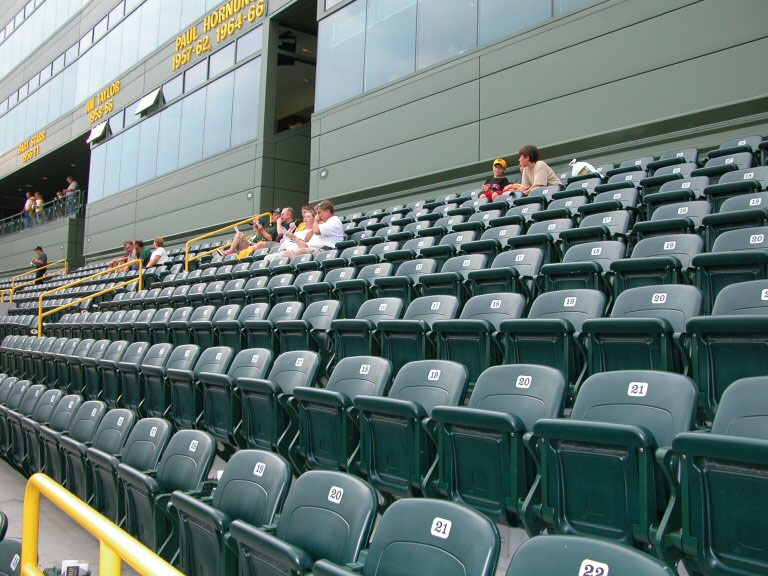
[389,360,468,416]
[528,290,607,331]
[711,226,768,253]
[356,262,393,283]
[67,400,107,443]
[506,535,676,576]
[629,235,703,269]
[355,298,404,322]
[609,285,702,332]
[90,408,135,454]
[0,538,22,576]
[458,293,526,329]
[227,348,274,380]
[572,370,697,447]
[299,300,341,331]
[267,351,320,394]
[650,200,710,227]
[356,498,499,576]
[402,295,460,326]
[711,279,768,315]
[30,389,64,423]
[47,394,82,432]
[491,248,544,278]
[237,303,269,323]
[156,430,216,492]
[437,254,487,278]
[327,356,392,399]
[711,376,768,439]
[561,241,626,270]
[166,344,202,372]
[193,346,234,377]
[266,301,304,323]
[139,343,174,373]
[121,417,173,471]
[718,190,768,214]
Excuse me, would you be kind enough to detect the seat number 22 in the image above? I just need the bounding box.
[579,559,610,576]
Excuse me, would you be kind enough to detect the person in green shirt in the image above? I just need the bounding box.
[132,239,153,269]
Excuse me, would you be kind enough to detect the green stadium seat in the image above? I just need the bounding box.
[275,301,340,368]
[431,364,565,527]
[294,356,392,472]
[200,348,273,449]
[702,191,768,250]
[95,341,129,409]
[105,310,125,341]
[641,162,698,196]
[16,388,63,475]
[301,267,354,306]
[329,297,404,361]
[39,399,104,485]
[148,307,174,344]
[506,535,676,576]
[81,339,110,400]
[559,210,632,250]
[461,224,523,260]
[468,248,544,304]
[138,343,175,418]
[59,408,134,502]
[65,338,94,394]
[381,236,435,270]
[0,379,29,458]
[540,240,626,296]
[0,537,22,576]
[693,226,768,312]
[203,281,227,307]
[349,242,398,269]
[702,166,768,212]
[111,342,149,412]
[632,201,711,239]
[687,279,768,419]
[533,195,589,222]
[229,470,377,576]
[169,306,195,346]
[433,293,526,388]
[53,338,80,392]
[249,274,294,306]
[222,279,247,307]
[611,234,703,297]
[244,301,303,352]
[80,312,101,340]
[377,295,460,375]
[707,135,762,161]
[270,270,323,304]
[132,308,157,343]
[173,449,292,576]
[4,383,45,470]
[500,289,607,394]
[188,305,217,348]
[313,498,500,576]
[420,231,477,269]
[335,262,393,318]
[213,304,256,352]
[419,254,488,302]
[167,345,229,430]
[690,153,753,183]
[118,429,216,560]
[372,258,438,307]
[528,370,697,554]
[186,283,209,308]
[118,310,141,342]
[355,359,468,498]
[87,417,171,525]
[669,376,768,576]
[582,285,701,375]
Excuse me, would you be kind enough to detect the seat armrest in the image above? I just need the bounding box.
[85,446,121,472]
[582,317,674,335]
[499,318,575,334]
[274,319,311,332]
[686,314,767,334]
[165,368,197,382]
[312,559,359,576]
[171,490,232,533]
[198,372,235,388]
[692,250,768,268]
[293,386,351,409]
[431,406,526,433]
[117,462,163,497]
[672,432,768,465]
[431,319,495,334]
[533,419,655,448]
[540,261,603,277]
[229,519,314,574]
[329,319,376,332]
[376,319,428,334]
[235,377,280,394]
[354,396,427,420]
[610,256,683,274]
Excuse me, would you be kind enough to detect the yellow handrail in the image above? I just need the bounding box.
[184,212,273,272]
[22,473,184,576]
[37,259,143,336]
[11,269,67,295]
[11,258,67,302]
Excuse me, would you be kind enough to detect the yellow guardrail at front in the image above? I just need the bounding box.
[22,473,184,576]
[10,258,67,302]
[37,259,143,336]
[184,212,273,272]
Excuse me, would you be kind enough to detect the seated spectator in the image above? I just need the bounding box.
[265,205,315,261]
[132,240,152,269]
[504,145,562,195]
[253,207,296,250]
[482,159,510,202]
[110,241,135,267]
[295,200,344,255]
[147,237,169,268]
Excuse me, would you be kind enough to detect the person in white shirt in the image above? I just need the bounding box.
[146,236,169,267]
[63,176,79,194]
[267,206,315,260]
[309,200,344,251]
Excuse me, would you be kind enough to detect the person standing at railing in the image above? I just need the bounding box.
[62,176,79,216]
[34,192,44,225]
[54,191,65,218]
[32,246,47,285]
[22,192,33,229]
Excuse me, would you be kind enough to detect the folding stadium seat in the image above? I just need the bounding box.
[249,273,294,306]
[452,209,502,233]
[349,241,398,269]
[467,248,544,305]
[23,338,43,381]
[239,350,320,466]
[509,218,573,263]
[203,280,227,308]
[275,301,339,373]
[702,191,768,250]
[355,360,468,498]
[506,535,677,576]
[53,337,81,391]
[313,497,500,576]
[220,278,247,308]
[200,267,219,284]
[238,276,266,304]
[668,377,768,576]
[707,134,762,161]
[96,340,129,408]
[118,309,141,342]
[432,293,526,388]
[632,200,711,239]
[42,337,66,388]
[372,258,438,308]
[132,308,156,343]
[173,450,292,576]
[381,236,436,270]
[31,337,56,384]
[185,305,216,347]
[81,339,111,399]
[104,310,125,342]
[39,399,105,485]
[420,231,478,269]
[532,195,589,222]
[118,429,216,560]
[582,284,701,376]
[430,364,565,526]
[211,304,255,352]
[561,209,632,250]
[540,241,626,297]
[526,370,697,553]
[186,282,209,308]
[229,470,377,576]
[647,147,699,172]
[132,343,174,418]
[103,292,127,311]
[293,356,391,473]
[2,383,44,468]
[693,226,768,312]
[499,289,607,393]
[642,176,710,218]
[687,279,768,419]
[611,234,704,296]
[0,535,21,576]
[241,301,301,352]
[0,379,28,454]
[271,270,323,304]
[230,262,251,279]
[92,311,112,341]
[691,152,753,183]
[199,347,273,449]
[703,166,768,212]
[640,163,699,196]
[418,254,487,302]
[329,298,404,362]
[215,264,235,282]
[88,417,171,525]
[80,311,101,340]
[376,295,460,375]
[142,287,164,309]
[587,186,641,218]
[297,267,352,306]
[460,224,523,261]
[183,268,204,285]
[167,346,234,430]
[168,306,194,346]
[59,408,135,502]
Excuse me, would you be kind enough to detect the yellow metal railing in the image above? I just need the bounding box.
[9,259,67,302]
[22,473,184,576]
[184,212,273,272]
[37,259,143,336]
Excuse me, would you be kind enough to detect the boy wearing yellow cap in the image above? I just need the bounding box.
[482,158,510,202]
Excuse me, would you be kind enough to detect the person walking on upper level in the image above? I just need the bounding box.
[504,145,562,195]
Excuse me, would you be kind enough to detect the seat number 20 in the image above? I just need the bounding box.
[579,560,609,576]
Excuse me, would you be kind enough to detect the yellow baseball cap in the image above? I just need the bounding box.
[493,158,508,169]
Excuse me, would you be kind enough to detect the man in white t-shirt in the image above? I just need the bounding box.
[146,236,169,267]
[309,200,344,251]
[63,176,79,194]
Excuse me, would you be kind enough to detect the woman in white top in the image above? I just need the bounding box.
[271,206,315,259]
[147,236,169,267]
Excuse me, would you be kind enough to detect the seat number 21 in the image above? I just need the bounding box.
[430,517,452,539]
[579,560,610,576]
